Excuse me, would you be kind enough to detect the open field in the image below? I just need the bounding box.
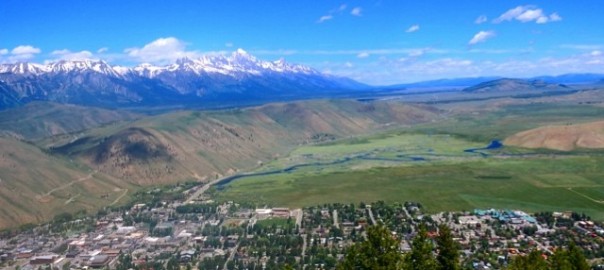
[216,154,604,220]
[215,103,604,220]
[3,91,604,229]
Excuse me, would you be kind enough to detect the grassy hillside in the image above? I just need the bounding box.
[0,137,134,229]
[412,103,604,143]
[0,102,140,141]
[51,99,440,186]
[0,99,440,229]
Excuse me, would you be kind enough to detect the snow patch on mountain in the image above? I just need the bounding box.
[0,49,320,79]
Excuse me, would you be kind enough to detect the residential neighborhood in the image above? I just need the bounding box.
[1,182,603,270]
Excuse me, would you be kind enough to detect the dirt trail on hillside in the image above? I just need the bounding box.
[36,170,97,202]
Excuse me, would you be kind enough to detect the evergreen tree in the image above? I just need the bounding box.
[550,248,573,270]
[507,250,548,270]
[404,225,437,270]
[338,225,404,270]
[549,241,589,270]
[567,242,590,270]
[435,224,459,270]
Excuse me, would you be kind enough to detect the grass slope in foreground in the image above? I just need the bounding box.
[216,133,604,220]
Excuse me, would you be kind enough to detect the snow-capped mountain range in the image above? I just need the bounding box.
[0,49,367,109]
[0,49,317,78]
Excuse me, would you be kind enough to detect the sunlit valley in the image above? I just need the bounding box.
[1,1,604,269]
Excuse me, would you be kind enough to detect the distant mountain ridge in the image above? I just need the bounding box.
[462,78,570,93]
[386,74,604,90]
[0,49,369,109]
[2,50,604,110]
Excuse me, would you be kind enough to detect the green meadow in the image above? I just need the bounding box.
[216,131,604,220]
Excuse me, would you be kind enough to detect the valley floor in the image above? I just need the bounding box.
[215,133,604,221]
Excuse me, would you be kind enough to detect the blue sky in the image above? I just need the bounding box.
[1,0,603,84]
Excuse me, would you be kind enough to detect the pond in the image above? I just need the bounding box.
[464,140,503,156]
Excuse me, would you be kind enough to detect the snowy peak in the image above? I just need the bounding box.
[0,62,48,75]
[49,59,120,77]
[131,49,319,77]
[0,59,123,77]
[0,49,368,109]
[0,49,319,78]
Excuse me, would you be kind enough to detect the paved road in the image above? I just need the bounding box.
[293,208,303,229]
[401,207,415,233]
[223,243,240,270]
[527,236,552,254]
[333,210,339,229]
[185,177,225,204]
[367,207,377,225]
[301,234,307,257]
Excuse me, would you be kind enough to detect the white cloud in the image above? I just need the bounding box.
[125,37,200,64]
[475,15,488,24]
[318,4,357,23]
[225,42,234,48]
[11,45,41,55]
[320,52,604,85]
[428,58,473,67]
[494,5,561,24]
[408,49,426,57]
[252,47,448,57]
[536,16,549,24]
[4,45,42,61]
[591,50,602,56]
[50,49,95,61]
[97,47,108,53]
[516,8,545,22]
[549,13,562,22]
[317,15,333,23]
[357,52,370,58]
[493,6,526,23]
[468,31,496,45]
[406,24,420,33]
[252,47,446,56]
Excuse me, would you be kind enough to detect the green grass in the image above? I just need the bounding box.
[258,133,490,172]
[294,133,483,156]
[412,103,604,143]
[256,217,294,228]
[217,154,604,220]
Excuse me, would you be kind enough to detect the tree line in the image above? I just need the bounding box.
[338,224,590,270]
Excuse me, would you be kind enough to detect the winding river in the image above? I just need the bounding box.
[214,140,502,188]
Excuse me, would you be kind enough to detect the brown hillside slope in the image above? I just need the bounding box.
[0,102,140,141]
[504,120,604,151]
[57,100,441,185]
[0,137,133,229]
[0,99,440,229]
